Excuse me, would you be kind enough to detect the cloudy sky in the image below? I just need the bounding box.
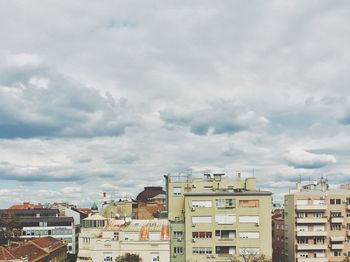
[0,0,349,208]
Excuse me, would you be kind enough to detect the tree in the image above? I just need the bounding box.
[115,253,142,262]
[230,252,272,262]
[0,213,21,243]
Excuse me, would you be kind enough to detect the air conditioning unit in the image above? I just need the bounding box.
[192,223,196,227]
[211,255,216,258]
[191,207,196,211]
[342,225,346,228]
[177,237,182,242]
[192,184,196,188]
[206,254,211,258]
[255,222,260,227]
[173,254,177,258]
[192,238,196,243]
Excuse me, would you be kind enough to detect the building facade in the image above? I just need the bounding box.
[77,213,170,262]
[0,209,77,254]
[272,209,286,262]
[165,172,272,261]
[284,178,350,262]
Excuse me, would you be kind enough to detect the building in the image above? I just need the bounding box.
[0,237,66,262]
[0,209,77,255]
[272,209,286,262]
[101,187,166,220]
[165,172,272,261]
[284,177,350,262]
[8,203,43,210]
[77,213,170,262]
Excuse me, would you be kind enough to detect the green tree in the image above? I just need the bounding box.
[115,253,142,262]
[0,213,21,242]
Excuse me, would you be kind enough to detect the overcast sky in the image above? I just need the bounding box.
[0,0,350,208]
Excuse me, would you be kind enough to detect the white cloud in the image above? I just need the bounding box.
[285,149,336,169]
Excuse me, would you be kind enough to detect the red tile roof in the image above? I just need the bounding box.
[9,202,43,210]
[10,243,48,261]
[31,236,61,249]
[0,246,17,260]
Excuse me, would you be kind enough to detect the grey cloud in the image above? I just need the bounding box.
[159,103,264,135]
[0,56,135,139]
[285,149,336,169]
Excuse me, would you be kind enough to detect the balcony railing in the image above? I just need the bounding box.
[296,231,327,237]
[296,217,327,224]
[296,244,327,250]
[330,217,344,223]
[297,258,327,262]
[331,244,344,250]
[295,205,327,211]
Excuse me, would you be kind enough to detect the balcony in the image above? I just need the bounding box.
[330,217,344,223]
[331,244,344,250]
[347,204,350,210]
[296,244,327,250]
[297,258,328,262]
[296,218,327,224]
[295,205,327,211]
[330,236,345,242]
[296,231,327,237]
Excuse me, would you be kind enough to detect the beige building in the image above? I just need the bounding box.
[284,177,350,262]
[165,172,272,261]
[77,213,170,262]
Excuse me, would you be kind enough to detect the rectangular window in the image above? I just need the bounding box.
[330,199,341,205]
[103,252,113,262]
[192,216,212,224]
[239,248,260,255]
[174,247,183,254]
[149,232,160,241]
[239,216,259,224]
[173,187,182,196]
[216,199,235,208]
[296,199,308,205]
[173,231,183,239]
[239,232,260,239]
[192,247,212,254]
[192,232,212,238]
[192,200,212,208]
[215,215,236,224]
[239,200,259,208]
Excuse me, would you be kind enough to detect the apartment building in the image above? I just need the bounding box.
[0,209,77,254]
[77,213,170,262]
[272,209,286,262]
[284,177,350,262]
[165,172,272,261]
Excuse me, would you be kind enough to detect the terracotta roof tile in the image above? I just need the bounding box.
[0,246,17,260]
[10,243,48,261]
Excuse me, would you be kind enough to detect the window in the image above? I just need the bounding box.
[216,246,236,255]
[239,216,259,224]
[192,232,212,238]
[330,211,342,217]
[239,232,260,239]
[333,251,341,256]
[296,199,308,205]
[215,215,236,224]
[239,248,259,255]
[192,216,212,224]
[313,199,325,205]
[174,247,183,254]
[39,222,47,227]
[215,230,235,239]
[331,224,341,231]
[192,200,212,208]
[173,231,183,239]
[216,199,235,208]
[239,200,259,208]
[151,254,160,261]
[103,252,113,262]
[173,187,182,196]
[192,247,212,254]
[330,199,341,205]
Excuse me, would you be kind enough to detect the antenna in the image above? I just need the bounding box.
[252,168,255,177]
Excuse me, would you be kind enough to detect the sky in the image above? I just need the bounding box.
[0,0,350,208]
